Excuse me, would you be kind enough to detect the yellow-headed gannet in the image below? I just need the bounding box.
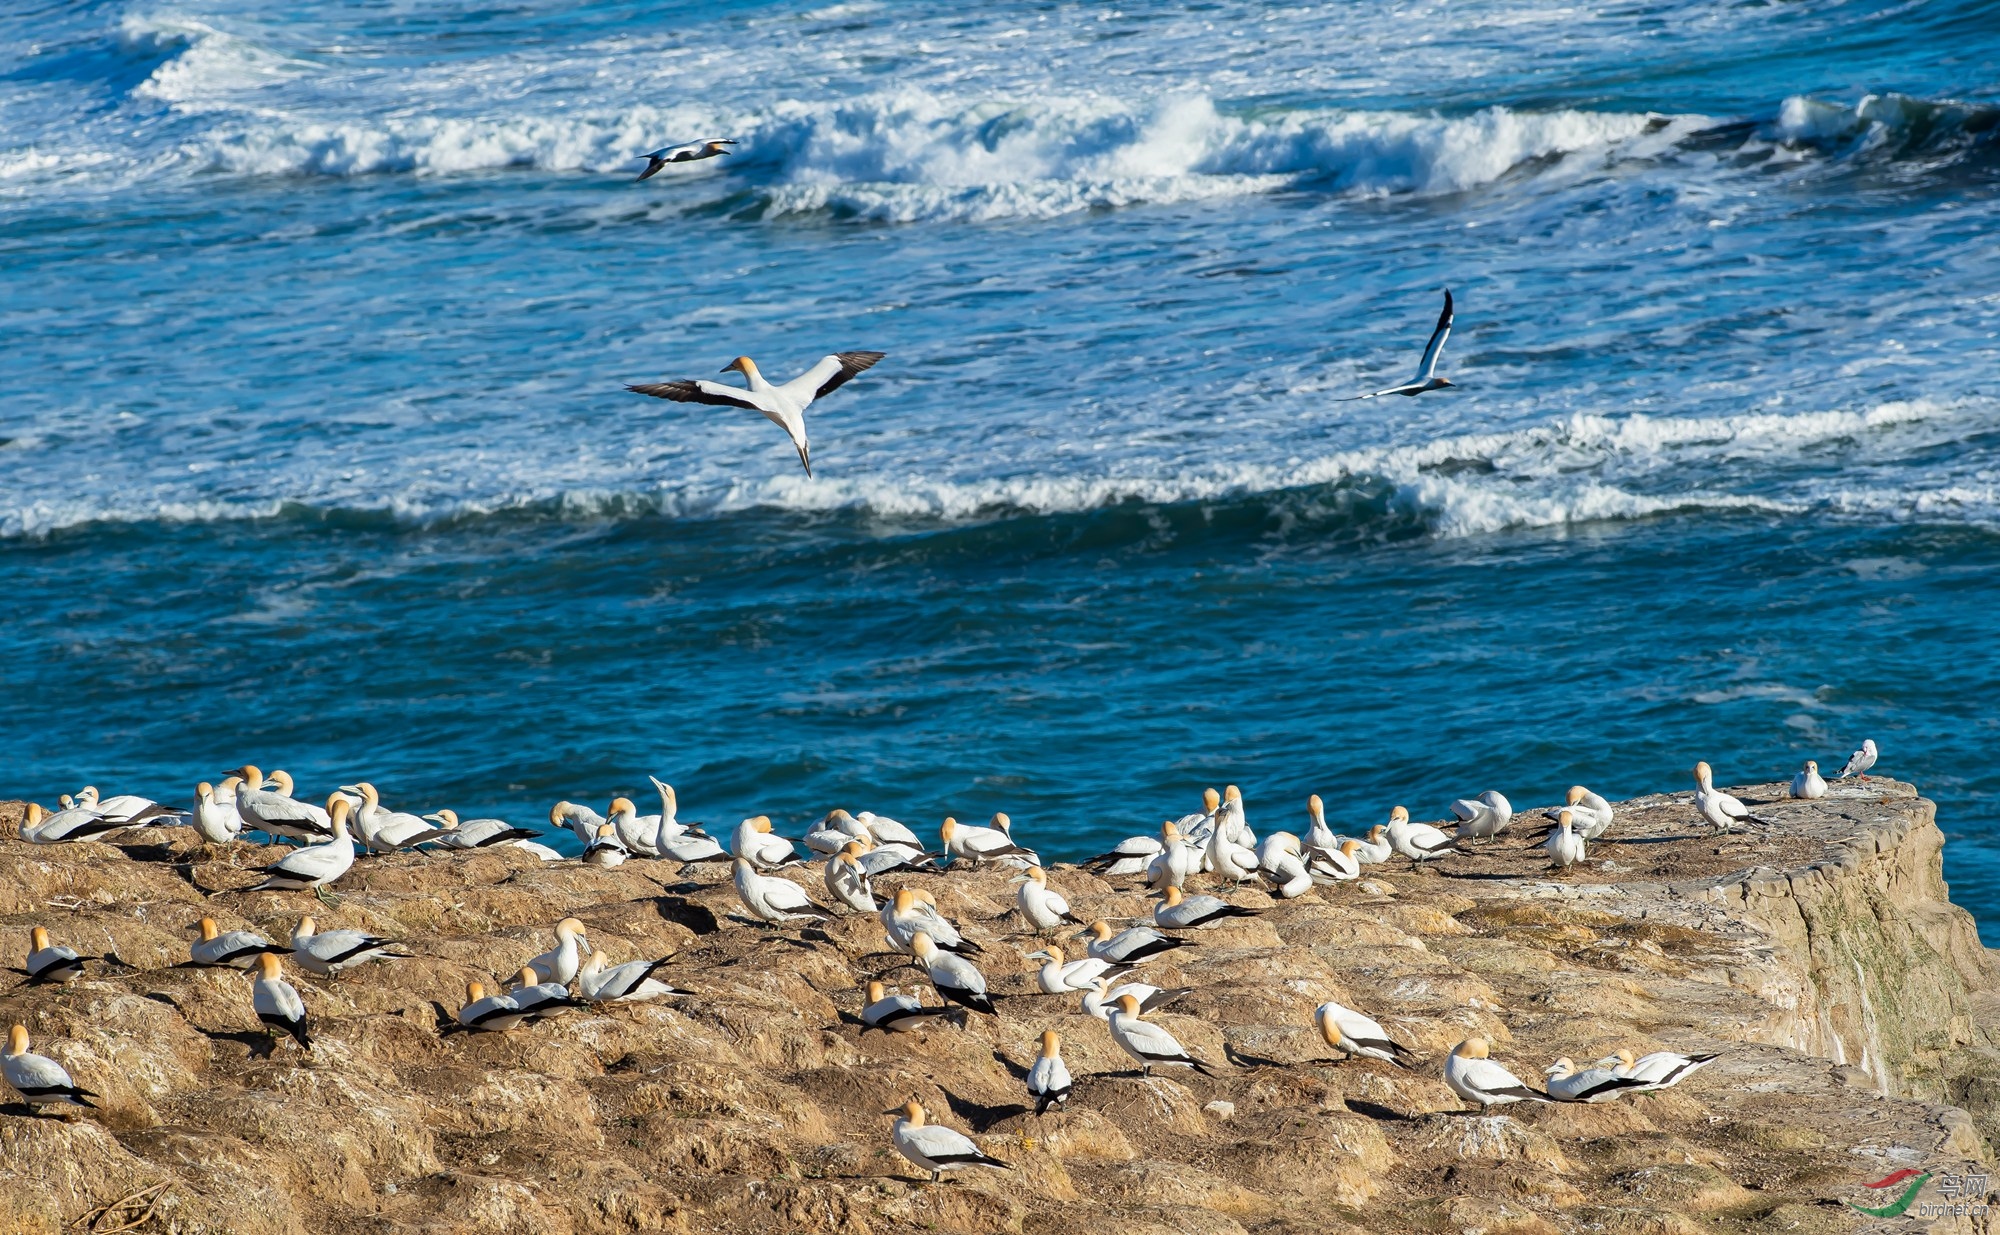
[1597,1047,1717,1092]
[290,916,407,977]
[1027,945,1132,994]
[583,822,631,868]
[548,800,604,845]
[1836,738,1878,779]
[3,1024,97,1111]
[189,917,286,969]
[193,779,244,844]
[1542,786,1613,840]
[1693,762,1773,833]
[1085,832,1164,879]
[66,786,182,827]
[1077,920,1194,966]
[860,980,955,1033]
[825,842,877,912]
[731,815,801,870]
[855,810,923,849]
[23,926,96,985]
[881,887,979,955]
[627,351,886,478]
[1145,821,1198,892]
[16,802,128,844]
[229,766,332,843]
[423,807,541,849]
[344,782,448,853]
[1256,832,1314,899]
[1790,761,1827,800]
[1082,977,1190,1021]
[1153,886,1260,930]
[604,797,664,857]
[1546,810,1586,869]
[1013,865,1083,932]
[911,931,995,1015]
[940,816,1038,868]
[1304,794,1341,854]
[1386,805,1461,866]
[1451,790,1513,840]
[251,953,311,1050]
[245,798,356,894]
[1341,289,1457,400]
[1107,993,1214,1076]
[803,812,864,855]
[578,950,693,1004]
[526,919,593,985]
[732,858,833,923]
[506,966,584,1022]
[1544,1057,1646,1102]
[1305,838,1363,884]
[455,981,526,1033]
[1444,1038,1548,1106]
[885,1101,1011,1182]
[1314,1000,1416,1069]
[1028,1029,1072,1115]
[1352,824,1393,864]
[634,139,735,180]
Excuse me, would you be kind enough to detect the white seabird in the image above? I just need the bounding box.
[455,981,526,1033]
[1836,739,1879,780]
[65,786,181,827]
[1082,978,1191,1021]
[548,800,605,845]
[1256,832,1314,899]
[1385,805,1461,866]
[344,782,448,853]
[1077,920,1194,966]
[1304,794,1342,854]
[733,858,833,924]
[1451,790,1513,840]
[578,951,694,1005]
[940,816,1038,868]
[1546,810,1586,869]
[825,843,878,913]
[243,798,357,894]
[23,926,95,986]
[911,931,996,1015]
[1444,1037,1548,1107]
[1598,1047,1717,1092]
[627,351,886,478]
[229,766,333,844]
[1027,946,1131,995]
[251,953,311,1051]
[1351,823,1393,865]
[731,816,802,871]
[1791,761,1828,800]
[1145,821,1199,892]
[16,802,129,845]
[881,887,979,956]
[1341,289,1457,400]
[582,822,631,869]
[506,966,583,1022]
[1307,839,1364,883]
[525,917,592,985]
[603,797,663,857]
[189,917,286,969]
[423,807,541,849]
[192,779,245,844]
[1544,1057,1647,1102]
[1314,1000,1416,1069]
[1106,993,1215,1076]
[885,1101,1011,1183]
[854,810,924,849]
[1027,1029,1073,1115]
[1154,886,1261,930]
[289,916,407,978]
[634,139,735,180]
[1693,761,1773,833]
[3,1024,97,1112]
[1085,832,1164,879]
[860,980,954,1033]
[1013,865,1084,932]
[1542,786,1613,839]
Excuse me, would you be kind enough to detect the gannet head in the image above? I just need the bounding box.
[1039,1028,1061,1057]
[1024,864,1046,886]
[892,887,916,914]
[1315,1005,1341,1045]
[990,812,1011,834]
[824,808,855,827]
[255,952,283,980]
[1558,810,1574,831]
[1455,1037,1490,1060]
[1389,805,1409,824]
[866,979,886,1003]
[516,967,539,989]
[328,797,354,836]
[608,797,636,817]
[219,776,241,794]
[197,917,220,942]
[910,931,937,960]
[21,802,44,830]
[230,765,264,789]
[1567,786,1585,806]
[549,802,568,825]
[197,781,214,801]
[1161,821,1180,843]
[705,140,736,156]
[1163,886,1183,907]
[30,926,50,951]
[882,1100,925,1125]
[465,981,487,1004]
[556,917,587,942]
[1617,1048,1637,1068]
[1693,761,1713,786]
[1115,994,1143,1018]
[296,916,317,940]
[838,842,864,861]
[269,770,296,796]
[750,815,773,835]
[1340,839,1361,858]
[427,809,460,828]
[1308,793,1324,821]
[940,817,957,842]
[5,1024,29,1057]
[1544,1056,1577,1078]
[1367,824,1386,842]
[1203,787,1220,812]
[1804,760,1819,773]
[722,356,759,380]
[1225,784,1242,803]
[1077,920,1112,942]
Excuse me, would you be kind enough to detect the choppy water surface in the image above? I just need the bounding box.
[3,1,1997,933]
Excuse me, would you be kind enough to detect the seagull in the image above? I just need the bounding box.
[1076,920,1194,966]
[242,798,357,895]
[525,918,592,986]
[627,351,886,478]
[911,931,995,1015]
[22,926,95,985]
[578,951,693,1005]
[251,953,311,1051]
[454,981,527,1033]
[859,981,955,1033]
[1027,1029,1073,1115]
[1313,1000,1417,1069]
[1026,946,1131,994]
[1385,805,1462,867]
[885,1101,1011,1183]
[1153,886,1260,930]
[1013,865,1084,932]
[1450,790,1513,840]
[1106,993,1215,1076]
[1546,810,1586,870]
[1597,1047,1718,1092]
[188,917,287,969]
[1081,978,1191,1021]
[634,139,736,179]
[1791,761,1828,800]
[1341,290,1457,399]
[1542,786,1613,840]
[1443,1037,1548,1107]
[1837,739,1879,780]
[289,916,408,978]
[3,1024,97,1113]
[732,858,833,924]
[1692,761,1774,833]
[1544,1057,1647,1103]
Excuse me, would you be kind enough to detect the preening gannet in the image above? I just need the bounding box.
[1145,821,1198,891]
[1546,810,1586,869]
[1077,920,1193,966]
[1444,1038,1548,1106]
[3,1024,97,1111]
[289,916,408,977]
[1106,993,1215,1076]
[193,779,244,844]
[824,843,877,913]
[1013,865,1083,932]
[885,1101,1011,1183]
[582,822,631,868]
[860,980,954,1033]
[578,951,694,1004]
[1153,886,1260,930]
[1082,977,1191,1021]
[1385,805,1461,866]
[189,918,286,969]
[1027,1029,1073,1114]
[1791,761,1827,800]
[730,816,801,871]
[627,351,886,478]
[1542,786,1612,839]
[548,800,605,845]
[733,859,833,924]
[634,139,735,179]
[1692,762,1773,833]
[1837,738,1878,779]
[1314,1000,1416,1069]
[424,808,541,849]
[1027,946,1131,994]
[1342,289,1457,399]
[251,953,311,1050]
[1085,833,1164,879]
[1450,790,1512,840]
[1307,838,1363,883]
[603,797,663,857]
[1544,1057,1646,1102]
[1257,832,1314,899]
[1352,824,1393,864]
[911,931,995,1015]
[344,782,447,853]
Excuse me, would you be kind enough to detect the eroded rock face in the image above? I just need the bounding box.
[0,781,1993,1234]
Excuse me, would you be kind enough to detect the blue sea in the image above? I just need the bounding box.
[3,1,1997,935]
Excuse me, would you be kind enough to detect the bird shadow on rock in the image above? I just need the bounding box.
[1222,1043,1291,1070]
[1343,1098,1414,1122]
[989,1049,1030,1082]
[937,1088,1029,1132]
[198,1027,277,1060]
[649,896,721,935]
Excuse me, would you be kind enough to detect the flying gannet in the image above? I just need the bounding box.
[627,351,886,478]
[634,139,735,180]
[1444,1038,1548,1106]
[1342,289,1457,400]
[1790,761,1827,800]
[1836,739,1878,780]
[3,1025,97,1112]
[1027,1030,1073,1115]
[885,1101,1011,1183]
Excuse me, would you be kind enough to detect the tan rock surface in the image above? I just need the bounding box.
[0,781,1994,1233]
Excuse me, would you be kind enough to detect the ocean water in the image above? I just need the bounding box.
[3,1,1998,934]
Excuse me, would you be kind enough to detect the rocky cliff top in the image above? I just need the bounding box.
[1,779,1994,1235]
